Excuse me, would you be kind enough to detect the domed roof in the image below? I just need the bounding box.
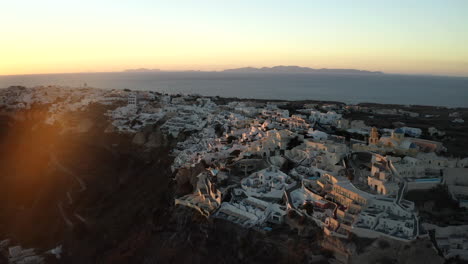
[394,128,404,134]
[399,140,411,149]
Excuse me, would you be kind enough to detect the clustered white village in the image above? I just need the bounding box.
[1,85,468,263]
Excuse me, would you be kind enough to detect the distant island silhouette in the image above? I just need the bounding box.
[123,66,383,74]
[222,66,383,74]
[124,68,161,73]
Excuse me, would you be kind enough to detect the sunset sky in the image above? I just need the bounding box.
[1,0,467,76]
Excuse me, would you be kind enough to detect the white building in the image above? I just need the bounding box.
[128,92,138,107]
[309,110,342,125]
[241,167,296,199]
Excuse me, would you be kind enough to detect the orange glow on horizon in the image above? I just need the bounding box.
[1,1,467,77]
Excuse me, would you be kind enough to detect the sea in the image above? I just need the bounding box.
[1,72,467,107]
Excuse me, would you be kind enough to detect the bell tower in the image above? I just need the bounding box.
[369,127,379,145]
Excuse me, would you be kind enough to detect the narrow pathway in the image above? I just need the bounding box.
[50,153,87,192]
[50,151,88,227]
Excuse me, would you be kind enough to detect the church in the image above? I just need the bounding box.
[353,127,418,156]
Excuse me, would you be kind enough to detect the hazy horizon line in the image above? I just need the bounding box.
[1,67,468,78]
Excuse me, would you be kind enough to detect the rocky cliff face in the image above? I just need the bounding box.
[0,106,177,262]
[132,129,168,149]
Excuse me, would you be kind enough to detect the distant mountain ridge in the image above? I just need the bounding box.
[122,66,383,74]
[222,66,383,74]
[124,68,161,73]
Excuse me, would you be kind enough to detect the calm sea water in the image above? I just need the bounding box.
[0,72,467,107]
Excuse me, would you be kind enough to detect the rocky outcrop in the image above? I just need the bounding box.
[146,130,165,148]
[349,237,443,264]
[132,129,170,148]
[61,118,94,134]
[138,206,323,264]
[174,162,207,196]
[132,132,146,145]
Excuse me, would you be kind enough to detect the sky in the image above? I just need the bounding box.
[1,0,467,76]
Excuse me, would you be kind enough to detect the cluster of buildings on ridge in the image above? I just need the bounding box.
[144,92,467,258]
[1,85,468,262]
